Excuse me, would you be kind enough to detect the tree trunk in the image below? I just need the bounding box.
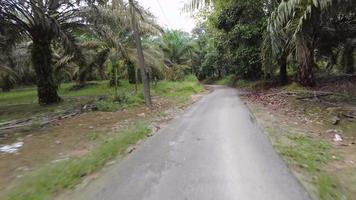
[78,65,87,86]
[130,0,152,107]
[110,62,120,86]
[279,55,288,85]
[127,60,136,84]
[2,75,12,92]
[218,69,222,78]
[344,43,354,74]
[32,40,61,105]
[326,53,336,73]
[2,51,16,92]
[296,6,319,87]
[298,54,315,87]
[296,35,315,87]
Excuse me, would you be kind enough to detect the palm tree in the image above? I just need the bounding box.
[156,30,195,80]
[0,0,96,104]
[263,2,291,85]
[129,0,152,106]
[183,0,215,11]
[0,20,20,91]
[266,0,355,86]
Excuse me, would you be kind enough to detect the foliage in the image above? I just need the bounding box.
[215,75,237,86]
[214,0,266,79]
[0,0,101,104]
[275,134,342,199]
[0,77,203,122]
[188,0,267,80]
[263,0,356,86]
[0,0,168,104]
[154,75,204,104]
[84,0,164,86]
[96,92,145,112]
[156,30,196,81]
[187,0,356,86]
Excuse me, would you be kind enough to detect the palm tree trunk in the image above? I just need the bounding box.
[78,66,87,86]
[110,62,120,86]
[2,51,16,91]
[279,55,288,85]
[296,35,315,87]
[344,42,354,74]
[298,54,315,87]
[127,60,136,84]
[32,40,61,105]
[129,0,152,107]
[2,75,12,92]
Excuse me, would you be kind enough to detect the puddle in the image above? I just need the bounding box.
[0,142,24,154]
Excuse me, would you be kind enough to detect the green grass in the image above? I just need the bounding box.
[0,77,203,121]
[0,80,141,106]
[235,79,259,88]
[0,81,123,122]
[4,123,151,200]
[0,81,117,105]
[153,75,204,104]
[277,135,332,172]
[275,134,342,200]
[205,75,264,89]
[215,75,237,86]
[318,175,343,200]
[283,82,306,91]
[0,76,203,199]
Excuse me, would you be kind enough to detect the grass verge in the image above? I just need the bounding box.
[3,123,151,200]
[153,75,204,104]
[1,76,204,199]
[0,76,204,121]
[204,75,266,89]
[267,128,343,200]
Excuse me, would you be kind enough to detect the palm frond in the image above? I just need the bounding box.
[183,0,214,12]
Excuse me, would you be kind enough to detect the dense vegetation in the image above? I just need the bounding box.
[0,1,355,199]
[1,0,355,104]
[185,0,356,86]
[0,0,202,106]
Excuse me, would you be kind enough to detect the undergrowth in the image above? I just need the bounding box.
[0,76,203,120]
[274,133,342,200]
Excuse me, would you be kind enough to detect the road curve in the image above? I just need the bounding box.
[61,86,310,200]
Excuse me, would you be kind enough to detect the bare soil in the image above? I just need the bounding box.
[240,80,356,199]
[0,96,192,194]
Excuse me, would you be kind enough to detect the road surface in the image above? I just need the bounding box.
[60,86,310,200]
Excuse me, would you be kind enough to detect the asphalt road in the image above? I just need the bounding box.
[61,86,311,200]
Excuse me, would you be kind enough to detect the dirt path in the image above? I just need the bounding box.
[58,86,310,200]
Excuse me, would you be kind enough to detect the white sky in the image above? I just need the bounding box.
[138,0,196,32]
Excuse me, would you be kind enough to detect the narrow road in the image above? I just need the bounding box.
[62,86,310,200]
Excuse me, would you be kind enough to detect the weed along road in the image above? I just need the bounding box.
[60,86,311,200]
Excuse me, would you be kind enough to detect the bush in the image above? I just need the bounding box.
[216,75,238,86]
[96,92,145,112]
[163,66,186,81]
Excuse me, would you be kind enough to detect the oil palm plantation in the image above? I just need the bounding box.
[157,30,195,80]
[0,19,21,91]
[84,0,164,83]
[264,0,356,86]
[0,0,98,104]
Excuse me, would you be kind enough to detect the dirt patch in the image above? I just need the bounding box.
[240,87,356,199]
[0,96,184,194]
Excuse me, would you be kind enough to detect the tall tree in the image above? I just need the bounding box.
[213,0,266,79]
[129,0,152,107]
[0,0,94,104]
[265,0,356,86]
[156,30,195,80]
